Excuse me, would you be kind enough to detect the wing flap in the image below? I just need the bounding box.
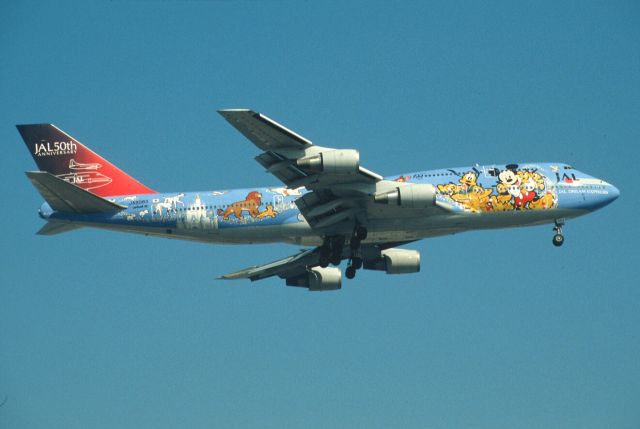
[255,151,311,187]
[219,249,317,281]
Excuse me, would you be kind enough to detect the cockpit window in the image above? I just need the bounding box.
[563,165,574,170]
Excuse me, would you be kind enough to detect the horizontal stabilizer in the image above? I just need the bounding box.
[37,221,83,235]
[26,171,126,214]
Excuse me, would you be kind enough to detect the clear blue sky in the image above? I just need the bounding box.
[1,1,639,428]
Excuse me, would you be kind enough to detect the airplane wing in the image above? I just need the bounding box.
[218,242,412,291]
[218,241,419,291]
[218,248,318,281]
[218,109,382,190]
[218,109,430,232]
[217,109,313,152]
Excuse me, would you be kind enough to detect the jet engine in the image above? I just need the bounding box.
[286,267,342,291]
[363,248,421,274]
[374,184,436,208]
[296,149,360,174]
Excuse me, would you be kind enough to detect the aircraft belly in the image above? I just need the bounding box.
[361,208,588,243]
[59,206,588,246]
[217,223,321,245]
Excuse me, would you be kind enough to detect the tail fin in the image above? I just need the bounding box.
[26,171,125,214]
[17,124,156,197]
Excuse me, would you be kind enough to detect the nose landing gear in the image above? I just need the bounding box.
[552,219,565,247]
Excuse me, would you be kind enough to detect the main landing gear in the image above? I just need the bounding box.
[319,236,344,268]
[319,225,368,279]
[552,219,565,247]
[346,225,367,279]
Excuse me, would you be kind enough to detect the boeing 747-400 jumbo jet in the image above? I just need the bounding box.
[19,110,620,291]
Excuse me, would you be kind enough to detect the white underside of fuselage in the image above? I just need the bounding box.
[55,207,587,247]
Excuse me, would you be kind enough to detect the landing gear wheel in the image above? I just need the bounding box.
[330,254,342,266]
[345,265,356,279]
[552,219,565,247]
[552,234,564,247]
[354,226,368,241]
[320,235,345,267]
[319,245,331,268]
[351,257,363,270]
[319,255,330,268]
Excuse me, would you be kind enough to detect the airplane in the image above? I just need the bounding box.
[18,109,620,291]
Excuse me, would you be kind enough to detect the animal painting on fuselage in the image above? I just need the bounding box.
[216,191,279,221]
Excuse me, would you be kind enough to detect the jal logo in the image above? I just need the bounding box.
[34,140,77,157]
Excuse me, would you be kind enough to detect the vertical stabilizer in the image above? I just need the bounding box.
[17,124,156,197]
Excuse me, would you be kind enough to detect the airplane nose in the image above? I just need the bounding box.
[598,181,620,208]
[609,183,620,201]
[587,180,620,210]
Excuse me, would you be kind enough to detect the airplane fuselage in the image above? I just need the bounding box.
[39,162,620,246]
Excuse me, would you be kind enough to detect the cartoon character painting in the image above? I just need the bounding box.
[437,183,459,196]
[488,182,513,211]
[256,203,278,219]
[459,171,478,193]
[217,191,279,221]
[437,167,557,213]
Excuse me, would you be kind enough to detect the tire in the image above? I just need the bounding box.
[552,234,564,247]
[319,255,330,268]
[346,266,356,279]
[355,226,368,240]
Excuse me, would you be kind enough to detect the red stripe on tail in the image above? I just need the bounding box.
[17,124,156,197]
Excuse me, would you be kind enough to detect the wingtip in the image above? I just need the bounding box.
[217,108,252,114]
[25,170,44,178]
[217,273,244,280]
[217,109,259,121]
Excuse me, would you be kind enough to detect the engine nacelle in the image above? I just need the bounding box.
[286,267,342,291]
[363,248,421,274]
[296,149,360,174]
[374,184,436,208]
